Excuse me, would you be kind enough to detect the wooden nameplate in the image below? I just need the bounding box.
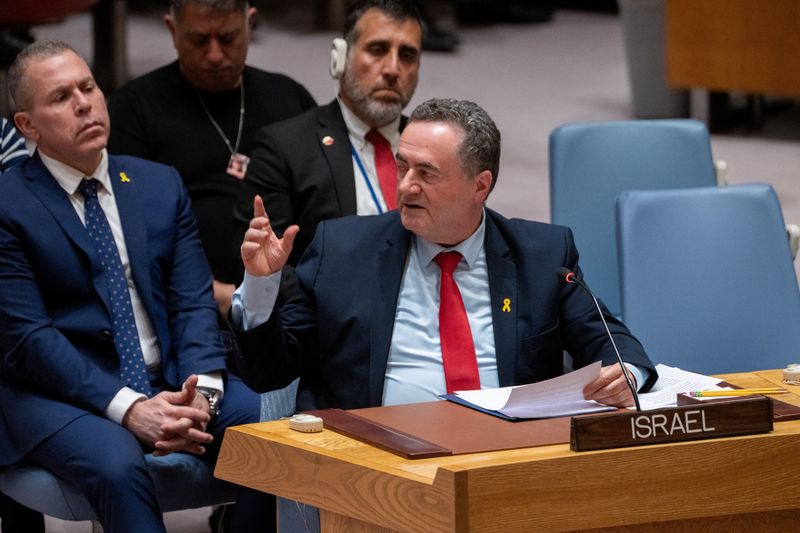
[570,396,773,452]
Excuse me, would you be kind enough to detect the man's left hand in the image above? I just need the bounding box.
[154,375,214,455]
[583,365,637,408]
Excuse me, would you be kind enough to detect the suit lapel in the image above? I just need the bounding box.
[485,212,518,387]
[24,154,112,312]
[317,100,357,216]
[368,215,410,406]
[25,154,96,261]
[106,157,155,317]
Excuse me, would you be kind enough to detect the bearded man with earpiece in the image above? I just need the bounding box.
[232,0,423,271]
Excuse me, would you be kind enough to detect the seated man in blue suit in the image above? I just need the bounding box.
[0,40,269,532]
[231,97,658,413]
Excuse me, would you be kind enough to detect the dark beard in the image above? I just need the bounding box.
[341,71,404,127]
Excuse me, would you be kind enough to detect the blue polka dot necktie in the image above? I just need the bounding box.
[78,179,153,396]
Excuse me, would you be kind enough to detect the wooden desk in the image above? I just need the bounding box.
[216,370,800,532]
[666,0,800,124]
[666,0,800,97]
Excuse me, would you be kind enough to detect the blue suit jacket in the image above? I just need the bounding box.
[0,153,226,465]
[234,209,657,410]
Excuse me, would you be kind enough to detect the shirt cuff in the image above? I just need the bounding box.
[105,387,147,425]
[231,270,281,331]
[624,363,648,392]
[197,371,224,400]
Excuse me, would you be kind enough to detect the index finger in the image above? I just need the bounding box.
[253,194,266,218]
[164,405,211,424]
[160,419,214,443]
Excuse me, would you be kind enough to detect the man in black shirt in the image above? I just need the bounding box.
[108,0,315,320]
[107,2,314,531]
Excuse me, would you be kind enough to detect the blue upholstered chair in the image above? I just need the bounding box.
[549,119,718,317]
[0,452,238,532]
[260,379,299,422]
[616,184,800,374]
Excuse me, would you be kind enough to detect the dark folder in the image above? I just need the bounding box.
[307,400,573,459]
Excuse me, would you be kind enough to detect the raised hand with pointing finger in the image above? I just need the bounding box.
[241,195,299,277]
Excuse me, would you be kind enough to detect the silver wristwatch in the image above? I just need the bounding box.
[197,387,221,417]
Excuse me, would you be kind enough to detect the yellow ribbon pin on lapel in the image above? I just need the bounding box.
[119,172,130,183]
[502,298,511,313]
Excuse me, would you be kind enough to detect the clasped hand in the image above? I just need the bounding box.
[123,375,213,456]
[240,195,298,277]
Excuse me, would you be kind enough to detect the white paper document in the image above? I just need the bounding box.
[450,363,731,419]
[637,364,723,410]
[454,361,614,419]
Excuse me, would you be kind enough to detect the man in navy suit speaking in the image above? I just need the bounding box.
[0,40,267,532]
[231,97,658,412]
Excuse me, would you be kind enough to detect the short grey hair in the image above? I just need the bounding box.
[169,0,249,19]
[409,98,501,191]
[8,39,78,111]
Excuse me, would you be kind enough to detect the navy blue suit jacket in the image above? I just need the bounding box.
[0,153,226,465]
[234,209,657,411]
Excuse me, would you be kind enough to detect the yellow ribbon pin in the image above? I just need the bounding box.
[119,172,130,183]
[502,298,511,313]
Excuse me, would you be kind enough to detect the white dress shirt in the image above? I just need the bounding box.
[339,98,401,215]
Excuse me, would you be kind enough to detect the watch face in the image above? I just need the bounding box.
[198,388,220,415]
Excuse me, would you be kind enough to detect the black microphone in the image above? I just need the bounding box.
[557,267,641,412]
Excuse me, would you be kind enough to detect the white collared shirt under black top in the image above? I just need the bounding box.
[338,97,401,215]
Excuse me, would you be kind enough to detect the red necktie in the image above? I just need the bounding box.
[435,251,480,393]
[365,129,397,210]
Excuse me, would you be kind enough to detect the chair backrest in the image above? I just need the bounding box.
[549,119,717,316]
[616,183,800,374]
[260,379,298,421]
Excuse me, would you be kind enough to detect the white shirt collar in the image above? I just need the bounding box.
[414,210,487,269]
[40,149,111,197]
[337,97,402,150]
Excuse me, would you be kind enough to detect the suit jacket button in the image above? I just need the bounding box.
[101,330,113,341]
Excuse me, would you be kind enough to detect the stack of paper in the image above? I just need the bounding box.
[451,361,614,419]
[446,363,731,419]
[637,364,722,410]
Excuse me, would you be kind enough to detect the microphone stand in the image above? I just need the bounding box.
[559,269,642,412]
